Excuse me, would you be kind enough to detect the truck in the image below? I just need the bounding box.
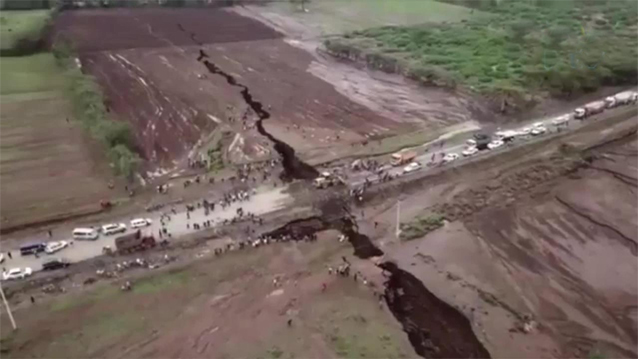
[313,171,345,189]
[390,151,416,166]
[106,230,156,255]
[574,100,605,119]
[605,91,638,108]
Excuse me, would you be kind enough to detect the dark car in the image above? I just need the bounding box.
[42,258,71,271]
[20,242,46,256]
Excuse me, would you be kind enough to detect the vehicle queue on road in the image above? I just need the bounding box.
[1,218,153,281]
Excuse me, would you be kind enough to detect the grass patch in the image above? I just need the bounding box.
[0,53,65,94]
[325,0,638,100]
[132,268,192,294]
[400,214,446,241]
[50,283,119,312]
[0,9,51,55]
[266,0,486,35]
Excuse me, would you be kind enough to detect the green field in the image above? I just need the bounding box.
[325,0,638,99]
[264,0,488,35]
[0,9,50,52]
[0,53,117,230]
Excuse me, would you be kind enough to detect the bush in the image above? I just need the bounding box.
[400,214,446,241]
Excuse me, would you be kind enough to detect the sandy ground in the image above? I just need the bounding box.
[364,111,638,358]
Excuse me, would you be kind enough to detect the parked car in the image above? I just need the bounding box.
[462,146,478,156]
[102,223,127,235]
[466,139,477,147]
[488,140,505,150]
[518,127,532,136]
[2,268,32,281]
[442,153,459,163]
[403,162,422,174]
[73,228,99,241]
[20,242,46,256]
[130,218,152,229]
[531,126,547,136]
[45,240,69,254]
[42,258,71,271]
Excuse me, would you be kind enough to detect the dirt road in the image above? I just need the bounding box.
[2,187,291,272]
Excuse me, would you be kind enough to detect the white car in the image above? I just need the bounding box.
[518,127,532,136]
[488,140,504,150]
[532,122,544,128]
[102,223,127,235]
[442,153,459,163]
[462,146,478,156]
[45,241,69,254]
[130,218,152,229]
[531,126,547,136]
[466,139,477,146]
[403,162,422,174]
[2,268,32,281]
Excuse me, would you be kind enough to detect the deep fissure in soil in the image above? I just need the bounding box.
[197,48,318,181]
[176,24,488,358]
[264,201,490,358]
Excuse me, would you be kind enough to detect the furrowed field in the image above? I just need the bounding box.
[0,52,117,231]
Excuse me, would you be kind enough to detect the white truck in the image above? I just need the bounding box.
[605,91,638,108]
[574,100,606,119]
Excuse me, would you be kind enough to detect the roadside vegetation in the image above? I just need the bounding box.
[325,0,637,103]
[52,41,140,178]
[400,214,446,241]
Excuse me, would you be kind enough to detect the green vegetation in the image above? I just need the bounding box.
[0,9,51,55]
[325,0,638,100]
[53,41,140,178]
[400,214,446,241]
[266,0,486,35]
[207,136,225,172]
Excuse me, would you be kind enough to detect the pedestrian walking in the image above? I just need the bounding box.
[30,296,35,304]
[47,229,52,238]
[322,283,327,292]
[7,251,12,259]
[374,221,378,228]
[287,319,292,327]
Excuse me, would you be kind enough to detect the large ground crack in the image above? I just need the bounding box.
[175,23,317,180]
[263,200,490,358]
[556,195,637,255]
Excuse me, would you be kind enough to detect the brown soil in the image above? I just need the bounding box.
[367,111,638,358]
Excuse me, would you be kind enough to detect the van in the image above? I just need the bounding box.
[72,228,99,240]
[20,243,46,256]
